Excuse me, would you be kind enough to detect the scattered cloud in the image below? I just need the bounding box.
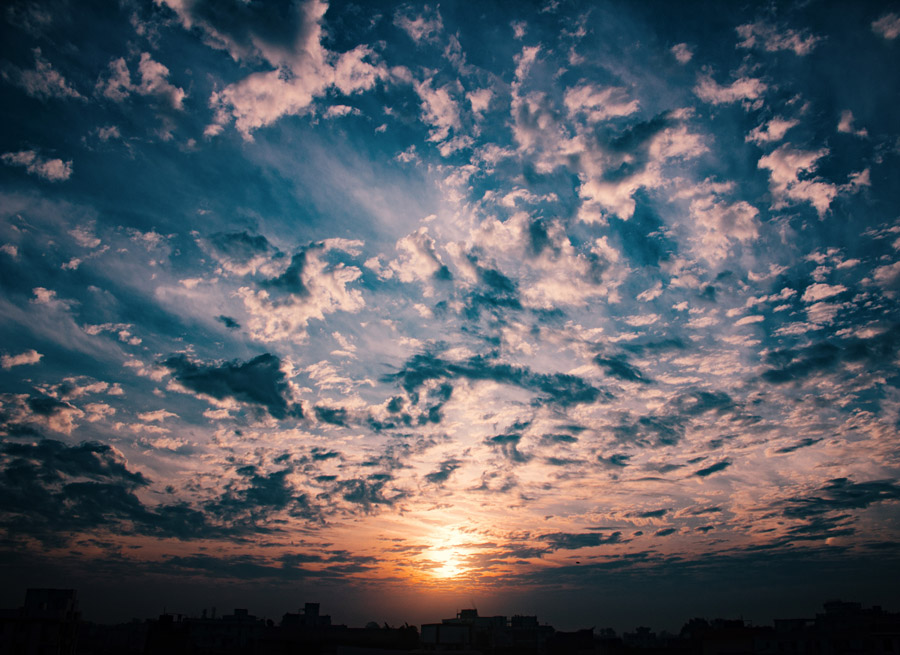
[1,150,72,181]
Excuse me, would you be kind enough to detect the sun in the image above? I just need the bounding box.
[429,547,465,579]
[423,527,472,580]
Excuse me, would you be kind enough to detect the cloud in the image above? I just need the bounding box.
[413,77,462,145]
[386,351,606,408]
[3,48,82,100]
[488,433,532,464]
[872,13,900,40]
[393,5,443,43]
[385,227,451,287]
[0,440,284,545]
[837,110,868,138]
[671,43,693,64]
[1,150,72,181]
[594,354,652,383]
[1,349,42,369]
[158,0,386,138]
[746,117,798,145]
[736,21,822,55]
[564,85,640,123]
[783,478,900,519]
[761,326,900,383]
[98,53,185,109]
[694,72,767,106]
[541,531,622,551]
[693,459,731,477]
[757,144,837,217]
[424,458,460,485]
[688,194,760,262]
[217,315,241,329]
[163,353,301,419]
[203,231,274,276]
[801,283,846,303]
[238,240,364,343]
[872,261,900,297]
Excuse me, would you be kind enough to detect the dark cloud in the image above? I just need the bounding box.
[782,478,900,519]
[541,531,622,550]
[332,476,400,510]
[655,527,677,536]
[623,338,687,354]
[762,325,900,384]
[0,439,222,544]
[217,315,241,329]
[540,433,578,444]
[265,250,310,296]
[315,405,348,426]
[424,459,460,484]
[465,264,523,319]
[774,437,822,454]
[25,395,75,417]
[594,354,652,383]
[205,465,317,525]
[632,509,668,519]
[614,390,737,448]
[670,390,734,416]
[488,433,531,464]
[783,515,856,542]
[207,231,272,267]
[693,460,731,477]
[163,353,300,419]
[614,415,683,446]
[0,439,147,486]
[385,351,606,407]
[598,453,631,467]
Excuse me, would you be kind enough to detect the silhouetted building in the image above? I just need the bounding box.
[0,589,80,655]
[421,609,554,654]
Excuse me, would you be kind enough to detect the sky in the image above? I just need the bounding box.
[1,0,900,633]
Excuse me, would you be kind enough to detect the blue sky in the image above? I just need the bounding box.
[1,0,900,630]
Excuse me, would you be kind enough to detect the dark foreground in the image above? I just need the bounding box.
[2,589,899,655]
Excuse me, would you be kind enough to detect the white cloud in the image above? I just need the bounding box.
[746,117,798,144]
[137,409,178,422]
[69,224,101,248]
[467,88,493,117]
[4,48,82,100]
[98,53,185,109]
[239,242,365,343]
[387,227,449,289]
[414,77,462,144]
[671,43,693,64]
[637,281,663,301]
[159,0,387,139]
[96,125,121,141]
[734,315,764,326]
[837,110,868,138]
[736,21,822,55]
[564,85,639,122]
[0,244,18,258]
[1,349,42,369]
[323,104,359,119]
[872,261,900,297]
[801,283,847,303]
[757,144,837,217]
[694,73,767,106]
[1,150,72,181]
[689,195,760,262]
[872,13,900,40]
[624,314,659,327]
